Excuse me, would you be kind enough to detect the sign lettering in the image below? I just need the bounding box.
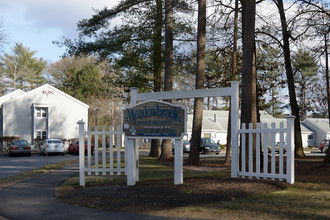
[123,101,186,138]
[42,90,54,96]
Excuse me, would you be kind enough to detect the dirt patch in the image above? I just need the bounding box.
[56,157,330,218]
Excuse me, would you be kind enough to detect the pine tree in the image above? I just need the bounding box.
[0,43,46,92]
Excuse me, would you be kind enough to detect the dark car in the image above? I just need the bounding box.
[200,138,220,154]
[319,139,329,154]
[9,140,31,156]
[172,140,191,154]
[68,140,95,155]
[182,140,191,153]
[267,142,287,154]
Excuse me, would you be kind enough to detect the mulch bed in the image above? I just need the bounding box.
[56,157,330,213]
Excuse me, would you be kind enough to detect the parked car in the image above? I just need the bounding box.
[182,140,191,153]
[9,140,31,156]
[319,139,329,153]
[172,140,191,154]
[40,139,65,155]
[267,141,287,154]
[200,138,220,154]
[68,140,95,155]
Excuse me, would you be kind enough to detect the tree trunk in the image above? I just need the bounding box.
[241,0,257,171]
[325,33,330,122]
[149,139,161,157]
[224,108,232,166]
[159,0,174,161]
[324,33,330,164]
[275,0,305,158]
[324,148,330,164]
[187,0,206,166]
[149,0,162,157]
[224,0,239,166]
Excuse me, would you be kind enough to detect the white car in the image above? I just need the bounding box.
[40,139,65,155]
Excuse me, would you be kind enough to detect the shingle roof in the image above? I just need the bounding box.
[187,110,313,133]
[303,118,330,132]
[0,90,25,106]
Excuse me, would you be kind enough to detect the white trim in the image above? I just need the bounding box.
[1,84,89,108]
[2,107,5,137]
[303,118,328,133]
[0,89,25,105]
[32,104,51,141]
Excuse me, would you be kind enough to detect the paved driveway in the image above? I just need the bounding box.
[0,164,176,220]
[0,152,78,179]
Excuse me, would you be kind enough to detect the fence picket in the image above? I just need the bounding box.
[241,123,246,178]
[78,121,126,186]
[279,122,284,181]
[94,126,99,175]
[102,126,106,175]
[109,126,114,175]
[235,116,295,184]
[248,123,253,179]
[271,123,276,180]
[116,126,121,175]
[256,123,261,179]
[262,123,268,180]
[87,126,92,175]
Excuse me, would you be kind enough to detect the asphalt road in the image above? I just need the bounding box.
[0,152,79,179]
[0,164,178,220]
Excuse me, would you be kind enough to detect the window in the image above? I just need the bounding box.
[203,133,211,138]
[308,135,314,140]
[36,107,47,117]
[36,131,47,139]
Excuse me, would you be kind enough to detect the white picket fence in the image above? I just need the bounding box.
[78,120,126,186]
[231,116,295,184]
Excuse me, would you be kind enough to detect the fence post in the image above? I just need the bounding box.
[78,120,85,186]
[134,139,139,182]
[174,139,183,185]
[130,87,138,106]
[127,138,136,185]
[286,115,295,184]
[231,81,239,178]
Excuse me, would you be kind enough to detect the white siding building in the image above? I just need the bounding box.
[0,84,89,145]
[302,118,330,147]
[186,110,315,148]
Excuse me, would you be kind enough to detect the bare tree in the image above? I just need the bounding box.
[224,0,239,166]
[274,0,305,158]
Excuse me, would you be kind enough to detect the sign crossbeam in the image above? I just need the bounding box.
[135,87,236,101]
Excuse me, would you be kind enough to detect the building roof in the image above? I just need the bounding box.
[0,89,26,106]
[303,118,330,133]
[187,110,313,134]
[1,84,89,108]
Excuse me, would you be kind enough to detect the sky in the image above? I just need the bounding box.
[0,0,118,63]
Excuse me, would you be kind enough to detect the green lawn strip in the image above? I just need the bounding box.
[0,159,78,190]
[156,183,329,219]
[61,156,227,187]
[179,182,330,219]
